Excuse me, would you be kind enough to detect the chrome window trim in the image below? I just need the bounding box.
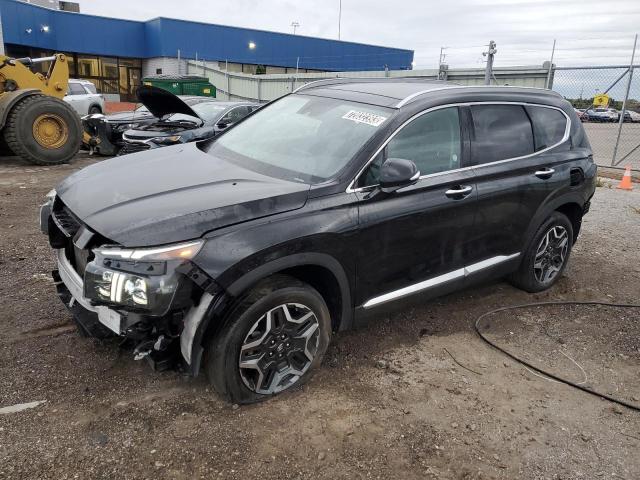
[362,253,520,309]
[346,101,571,194]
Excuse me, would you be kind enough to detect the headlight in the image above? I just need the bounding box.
[83,240,203,314]
[116,123,137,131]
[153,135,182,145]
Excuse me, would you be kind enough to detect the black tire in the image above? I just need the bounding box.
[88,105,102,115]
[3,94,82,166]
[205,274,332,404]
[0,134,14,157]
[509,212,574,293]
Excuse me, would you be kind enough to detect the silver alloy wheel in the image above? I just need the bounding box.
[533,225,569,284]
[239,303,320,395]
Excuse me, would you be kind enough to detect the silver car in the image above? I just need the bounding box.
[64,79,105,116]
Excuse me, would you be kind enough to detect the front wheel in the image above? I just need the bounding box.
[205,275,331,404]
[3,94,81,165]
[509,212,574,293]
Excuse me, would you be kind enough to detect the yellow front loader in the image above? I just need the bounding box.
[0,53,81,165]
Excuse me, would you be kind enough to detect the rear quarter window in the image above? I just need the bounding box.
[470,104,535,164]
[526,106,567,151]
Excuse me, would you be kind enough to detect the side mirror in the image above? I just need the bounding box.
[379,158,420,193]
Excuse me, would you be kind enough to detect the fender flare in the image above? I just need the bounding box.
[522,192,585,253]
[0,89,42,129]
[185,252,353,376]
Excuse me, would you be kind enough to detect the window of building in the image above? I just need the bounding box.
[470,104,534,164]
[526,106,567,151]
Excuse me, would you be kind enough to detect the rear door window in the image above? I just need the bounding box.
[67,83,86,95]
[470,104,534,164]
[526,106,567,151]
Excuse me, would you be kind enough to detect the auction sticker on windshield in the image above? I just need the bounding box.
[342,110,387,127]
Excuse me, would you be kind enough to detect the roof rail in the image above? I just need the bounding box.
[292,77,453,94]
[395,84,563,108]
[293,77,377,93]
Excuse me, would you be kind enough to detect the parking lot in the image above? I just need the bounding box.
[583,123,640,170]
[1,153,639,480]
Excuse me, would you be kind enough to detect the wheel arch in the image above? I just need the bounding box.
[88,103,102,114]
[524,193,585,252]
[187,252,353,376]
[225,252,352,333]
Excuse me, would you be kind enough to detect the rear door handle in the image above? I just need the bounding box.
[535,167,555,179]
[445,185,473,199]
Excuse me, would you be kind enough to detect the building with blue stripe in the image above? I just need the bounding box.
[0,0,414,100]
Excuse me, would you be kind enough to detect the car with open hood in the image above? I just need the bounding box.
[81,96,213,156]
[118,86,259,155]
[41,78,595,404]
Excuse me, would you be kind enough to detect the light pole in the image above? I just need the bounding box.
[291,21,300,35]
[338,0,342,40]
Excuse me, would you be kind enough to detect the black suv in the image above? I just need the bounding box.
[41,79,596,403]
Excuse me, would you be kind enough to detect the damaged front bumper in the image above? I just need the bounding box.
[52,245,218,374]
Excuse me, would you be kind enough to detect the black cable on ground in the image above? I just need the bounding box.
[474,301,640,412]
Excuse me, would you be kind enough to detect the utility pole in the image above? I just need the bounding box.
[545,39,556,89]
[291,21,300,35]
[438,46,448,80]
[483,40,497,85]
[338,0,342,40]
[438,46,448,66]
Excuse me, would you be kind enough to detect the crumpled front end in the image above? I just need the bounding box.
[82,114,122,156]
[40,194,222,373]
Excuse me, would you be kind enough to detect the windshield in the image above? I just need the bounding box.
[167,103,227,123]
[207,95,392,182]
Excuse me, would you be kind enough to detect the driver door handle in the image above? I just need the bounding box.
[535,167,555,179]
[445,185,473,199]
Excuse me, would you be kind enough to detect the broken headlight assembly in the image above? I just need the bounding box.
[83,240,204,315]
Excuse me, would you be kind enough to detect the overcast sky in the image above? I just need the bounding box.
[81,0,640,69]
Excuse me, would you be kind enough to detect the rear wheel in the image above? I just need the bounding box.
[3,94,81,165]
[509,212,573,293]
[88,105,102,115]
[205,275,331,404]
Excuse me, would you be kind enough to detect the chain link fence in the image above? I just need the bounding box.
[552,64,640,170]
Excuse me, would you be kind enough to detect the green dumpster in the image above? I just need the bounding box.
[142,75,216,97]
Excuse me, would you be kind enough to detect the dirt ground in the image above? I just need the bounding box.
[1,153,639,480]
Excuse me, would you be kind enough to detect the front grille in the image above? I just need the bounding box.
[52,205,82,238]
[119,142,150,156]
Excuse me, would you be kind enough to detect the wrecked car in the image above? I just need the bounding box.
[118,86,259,155]
[82,93,220,156]
[41,79,595,404]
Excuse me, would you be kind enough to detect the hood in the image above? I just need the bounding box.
[56,143,310,247]
[137,85,200,120]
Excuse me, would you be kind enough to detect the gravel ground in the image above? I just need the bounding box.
[0,153,639,480]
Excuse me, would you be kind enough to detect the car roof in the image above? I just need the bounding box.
[295,78,564,108]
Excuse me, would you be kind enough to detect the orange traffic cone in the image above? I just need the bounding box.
[617,166,634,191]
